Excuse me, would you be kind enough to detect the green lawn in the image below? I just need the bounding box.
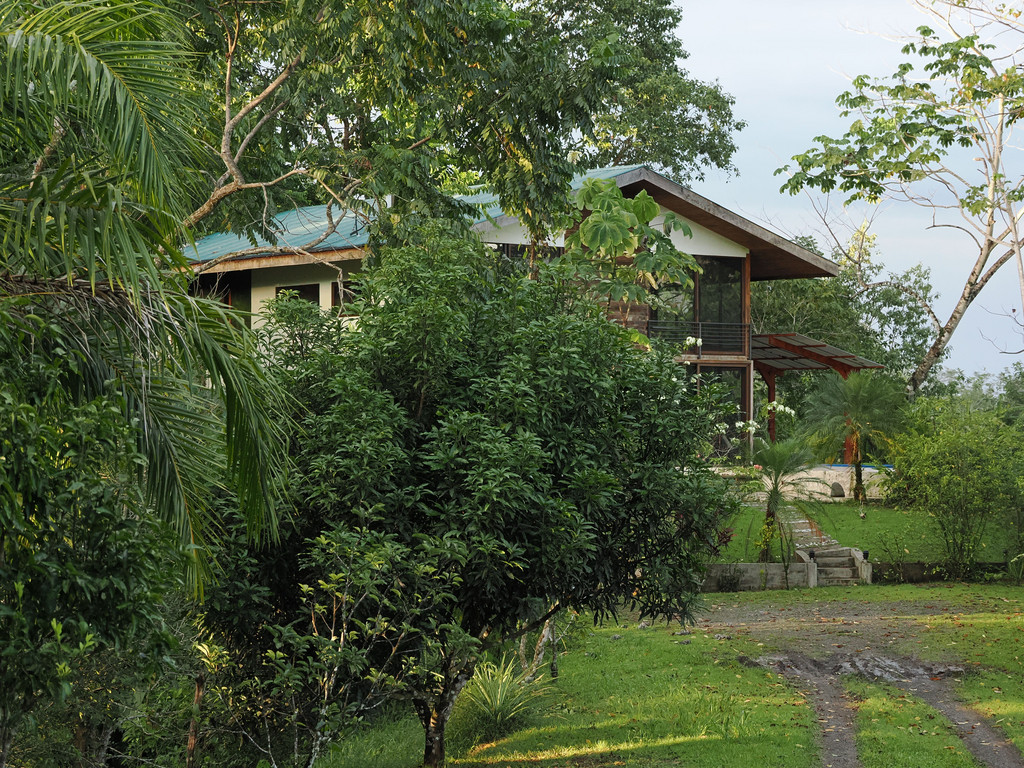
[326,621,819,768]
[321,585,1024,768]
[721,501,1020,565]
[843,678,977,768]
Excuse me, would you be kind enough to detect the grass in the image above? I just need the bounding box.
[843,678,977,768]
[325,710,422,768]
[720,501,1019,565]
[323,622,820,768]
[321,585,1024,767]
[453,623,818,767]
[912,594,1024,751]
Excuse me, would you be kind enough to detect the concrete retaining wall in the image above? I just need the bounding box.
[703,562,817,592]
[871,561,1005,583]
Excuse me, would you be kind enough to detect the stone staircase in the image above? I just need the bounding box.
[809,547,866,587]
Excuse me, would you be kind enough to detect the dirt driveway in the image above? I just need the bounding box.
[697,592,1024,768]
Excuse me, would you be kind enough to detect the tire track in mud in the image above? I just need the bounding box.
[703,602,1024,768]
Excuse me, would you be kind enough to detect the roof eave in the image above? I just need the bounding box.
[194,246,364,274]
[610,167,839,280]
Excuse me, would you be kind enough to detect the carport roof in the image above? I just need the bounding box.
[752,333,883,378]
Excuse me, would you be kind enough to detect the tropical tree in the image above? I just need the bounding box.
[181,0,745,271]
[193,223,733,768]
[534,0,744,182]
[1,2,285,759]
[182,0,622,258]
[802,373,906,502]
[779,0,1024,393]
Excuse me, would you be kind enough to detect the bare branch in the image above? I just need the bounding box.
[185,167,308,229]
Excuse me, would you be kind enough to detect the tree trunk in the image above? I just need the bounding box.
[415,658,476,768]
[522,619,556,682]
[853,461,865,503]
[907,265,985,395]
[74,722,114,768]
[0,730,12,768]
[185,672,205,768]
[758,505,777,563]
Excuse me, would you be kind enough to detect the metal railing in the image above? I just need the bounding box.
[647,321,750,356]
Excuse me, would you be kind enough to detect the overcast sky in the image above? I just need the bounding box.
[676,0,1024,378]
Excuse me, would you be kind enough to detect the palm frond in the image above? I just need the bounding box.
[2,0,201,210]
[0,275,290,588]
[0,0,285,589]
[0,162,184,289]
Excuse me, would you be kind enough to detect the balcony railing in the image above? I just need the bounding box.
[647,321,750,357]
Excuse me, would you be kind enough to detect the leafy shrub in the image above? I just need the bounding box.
[886,398,1024,579]
[1007,553,1024,586]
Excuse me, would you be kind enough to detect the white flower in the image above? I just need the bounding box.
[764,400,796,417]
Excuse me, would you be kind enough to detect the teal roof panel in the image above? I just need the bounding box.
[189,166,649,264]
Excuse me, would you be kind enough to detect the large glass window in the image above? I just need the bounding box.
[697,257,742,325]
[697,364,749,458]
[649,256,745,352]
[655,282,695,322]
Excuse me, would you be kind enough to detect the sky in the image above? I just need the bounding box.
[676,0,1024,378]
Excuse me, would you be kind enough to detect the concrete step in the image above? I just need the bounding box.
[819,566,856,580]
[815,561,856,573]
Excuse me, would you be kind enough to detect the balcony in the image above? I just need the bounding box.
[647,321,750,357]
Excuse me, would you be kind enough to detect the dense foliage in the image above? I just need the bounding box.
[190,225,732,767]
[536,0,744,181]
[0,2,284,762]
[182,0,743,255]
[0,320,182,766]
[0,0,286,561]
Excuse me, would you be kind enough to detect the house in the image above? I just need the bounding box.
[189,165,880,438]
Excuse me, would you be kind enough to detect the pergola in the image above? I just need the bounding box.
[751,333,883,441]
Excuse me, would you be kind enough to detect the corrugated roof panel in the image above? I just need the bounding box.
[751,333,882,372]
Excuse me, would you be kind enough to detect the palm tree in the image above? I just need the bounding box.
[0,5,288,759]
[0,0,285,572]
[802,372,905,502]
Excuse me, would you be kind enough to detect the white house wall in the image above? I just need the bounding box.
[475,208,747,258]
[249,262,347,321]
[475,219,565,247]
[653,212,748,260]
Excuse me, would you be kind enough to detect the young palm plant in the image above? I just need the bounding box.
[750,437,817,565]
[802,373,905,502]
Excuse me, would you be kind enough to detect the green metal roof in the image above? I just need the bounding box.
[188,165,647,264]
